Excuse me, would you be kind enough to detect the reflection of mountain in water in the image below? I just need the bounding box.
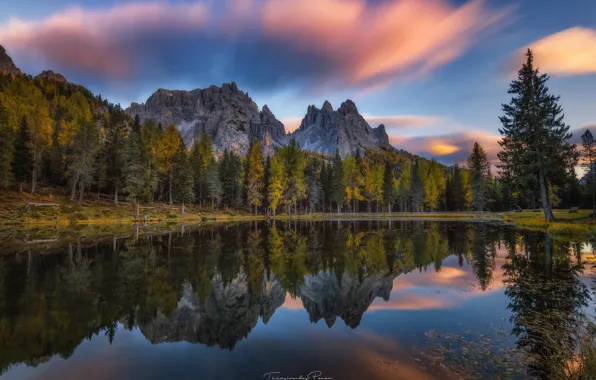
[300,272,395,328]
[140,273,285,349]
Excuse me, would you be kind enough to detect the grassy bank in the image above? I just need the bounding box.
[504,209,596,239]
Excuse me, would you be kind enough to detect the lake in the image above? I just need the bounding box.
[0,221,595,379]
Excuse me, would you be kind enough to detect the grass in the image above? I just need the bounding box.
[504,209,596,239]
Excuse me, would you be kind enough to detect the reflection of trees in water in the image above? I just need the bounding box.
[503,231,591,379]
[0,221,569,375]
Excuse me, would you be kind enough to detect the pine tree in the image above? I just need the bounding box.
[12,117,33,192]
[104,107,127,204]
[467,142,491,211]
[172,142,195,211]
[65,121,99,205]
[263,155,271,211]
[190,133,214,203]
[278,139,306,214]
[0,101,14,189]
[330,150,344,213]
[267,154,285,216]
[581,129,596,216]
[498,49,579,221]
[396,160,412,212]
[369,163,384,212]
[123,130,146,218]
[158,123,182,205]
[383,163,395,213]
[305,159,322,213]
[206,161,223,209]
[246,139,265,215]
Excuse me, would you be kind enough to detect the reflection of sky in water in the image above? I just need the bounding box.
[2,223,596,380]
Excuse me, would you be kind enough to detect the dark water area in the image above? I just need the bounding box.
[0,221,595,379]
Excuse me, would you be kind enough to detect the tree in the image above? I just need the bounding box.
[369,163,384,212]
[28,99,53,193]
[446,165,466,211]
[305,159,322,213]
[330,150,345,213]
[396,160,412,211]
[190,133,214,203]
[12,117,33,192]
[104,107,127,204]
[278,139,306,214]
[581,129,595,216]
[206,161,223,209]
[467,142,491,211]
[498,49,578,221]
[124,130,147,218]
[64,121,99,205]
[383,163,395,213]
[343,156,364,212]
[268,154,285,216]
[0,101,14,189]
[172,142,195,211]
[158,123,182,205]
[246,139,265,215]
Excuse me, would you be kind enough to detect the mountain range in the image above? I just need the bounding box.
[0,43,394,157]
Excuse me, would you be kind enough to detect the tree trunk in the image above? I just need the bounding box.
[368,201,371,213]
[337,202,340,214]
[78,181,84,206]
[70,176,78,201]
[169,172,173,205]
[31,168,37,194]
[114,187,119,205]
[538,168,554,222]
[388,201,391,213]
[19,182,23,193]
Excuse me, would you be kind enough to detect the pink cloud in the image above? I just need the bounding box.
[363,114,445,130]
[0,0,511,89]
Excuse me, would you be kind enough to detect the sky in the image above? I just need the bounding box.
[1,0,595,167]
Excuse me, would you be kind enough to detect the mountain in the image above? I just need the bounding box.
[34,70,67,83]
[0,45,21,76]
[290,100,392,157]
[126,83,286,156]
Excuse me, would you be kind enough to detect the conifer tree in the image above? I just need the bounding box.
[104,107,127,204]
[172,142,195,211]
[12,117,33,192]
[206,161,223,209]
[330,150,344,213]
[65,121,99,205]
[123,130,146,217]
[305,159,322,213]
[581,129,596,216]
[246,139,265,215]
[158,123,182,205]
[263,155,271,211]
[268,154,285,216]
[498,49,578,221]
[383,163,395,213]
[369,163,384,212]
[396,160,412,211]
[190,133,214,203]
[467,142,491,211]
[278,139,306,214]
[0,101,14,189]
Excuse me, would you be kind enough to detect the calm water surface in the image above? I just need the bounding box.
[0,221,594,379]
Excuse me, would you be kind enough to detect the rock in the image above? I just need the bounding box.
[0,45,22,77]
[290,99,394,157]
[35,70,67,83]
[126,83,287,156]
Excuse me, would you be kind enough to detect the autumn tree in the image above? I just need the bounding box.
[467,142,491,211]
[12,117,33,192]
[246,139,265,215]
[158,123,183,205]
[104,107,128,204]
[330,150,344,213]
[582,129,596,216]
[0,101,13,189]
[268,154,285,216]
[498,49,578,221]
[343,156,363,212]
[383,163,396,213]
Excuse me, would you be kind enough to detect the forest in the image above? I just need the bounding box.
[0,49,594,218]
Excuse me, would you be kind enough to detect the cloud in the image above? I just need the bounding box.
[506,27,596,76]
[0,0,511,104]
[363,114,444,130]
[388,128,502,166]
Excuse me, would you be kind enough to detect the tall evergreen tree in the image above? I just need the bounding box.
[12,117,33,192]
[65,121,99,205]
[206,161,223,209]
[123,130,146,217]
[305,159,322,213]
[158,123,182,205]
[330,150,344,213]
[498,49,578,221]
[190,133,214,203]
[246,139,265,215]
[382,163,395,213]
[104,107,127,204]
[467,142,491,211]
[0,101,14,189]
[172,142,195,210]
[581,129,596,216]
[278,139,306,214]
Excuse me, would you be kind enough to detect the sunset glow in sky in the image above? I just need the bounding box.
[1,0,595,166]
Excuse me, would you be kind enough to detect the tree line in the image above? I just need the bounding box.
[0,49,594,219]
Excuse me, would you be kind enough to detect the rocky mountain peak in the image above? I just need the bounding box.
[0,44,22,76]
[338,99,358,115]
[35,70,67,83]
[322,100,333,113]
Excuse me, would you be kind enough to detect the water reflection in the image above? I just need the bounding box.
[0,221,593,379]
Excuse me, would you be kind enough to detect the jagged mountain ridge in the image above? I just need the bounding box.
[127,84,394,157]
[0,45,21,76]
[126,83,287,156]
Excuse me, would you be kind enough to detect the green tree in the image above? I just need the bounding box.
[467,142,491,211]
[104,107,127,204]
[12,117,33,192]
[158,123,182,205]
[383,163,395,212]
[246,140,265,215]
[190,133,214,203]
[267,154,285,216]
[65,121,99,205]
[278,139,306,214]
[498,49,578,221]
[0,102,14,189]
[305,159,322,213]
[581,129,595,216]
[172,142,195,211]
[124,130,147,218]
[396,160,412,211]
[330,150,345,213]
[206,161,223,209]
